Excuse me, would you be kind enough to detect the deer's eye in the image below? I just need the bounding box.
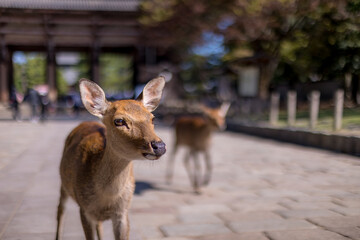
[114,119,127,127]
[152,118,155,124]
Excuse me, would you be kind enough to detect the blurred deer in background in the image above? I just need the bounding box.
[166,102,230,193]
[56,77,166,240]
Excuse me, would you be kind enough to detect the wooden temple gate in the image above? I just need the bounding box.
[0,1,162,102]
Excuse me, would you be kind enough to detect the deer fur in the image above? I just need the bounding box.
[56,77,166,240]
[166,103,230,193]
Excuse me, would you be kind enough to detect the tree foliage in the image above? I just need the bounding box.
[14,53,46,93]
[13,53,68,96]
[100,54,133,93]
[140,0,233,61]
[140,0,360,99]
[273,0,360,84]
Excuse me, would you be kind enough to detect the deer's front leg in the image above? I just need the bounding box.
[183,150,194,188]
[112,213,129,240]
[80,209,95,240]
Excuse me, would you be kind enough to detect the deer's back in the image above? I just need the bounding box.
[60,121,106,205]
[175,116,212,151]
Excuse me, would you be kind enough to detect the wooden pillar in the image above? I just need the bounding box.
[287,90,297,126]
[91,39,100,84]
[309,91,320,129]
[132,48,139,90]
[269,92,280,125]
[0,35,9,102]
[334,89,344,131]
[46,37,57,102]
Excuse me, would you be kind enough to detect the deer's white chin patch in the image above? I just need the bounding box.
[142,153,159,160]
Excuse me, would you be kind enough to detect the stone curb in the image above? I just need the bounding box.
[227,122,360,157]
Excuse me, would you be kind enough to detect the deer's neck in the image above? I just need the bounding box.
[96,145,134,196]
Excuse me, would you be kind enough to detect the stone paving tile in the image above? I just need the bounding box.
[196,232,269,240]
[330,206,360,216]
[17,195,58,213]
[1,122,360,240]
[131,213,177,226]
[218,210,283,222]
[137,225,165,239]
[0,200,19,222]
[230,200,288,212]
[289,195,333,202]
[308,216,360,228]
[183,194,238,205]
[4,210,56,235]
[258,189,307,198]
[331,193,360,200]
[177,212,223,224]
[2,232,55,240]
[0,173,34,193]
[160,223,232,237]
[281,201,340,210]
[327,227,360,239]
[267,229,350,240]
[228,219,317,233]
[333,199,360,208]
[276,209,342,219]
[178,204,231,214]
[132,206,177,215]
[148,238,193,240]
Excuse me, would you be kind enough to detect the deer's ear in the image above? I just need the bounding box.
[218,102,231,117]
[137,76,165,112]
[79,79,109,118]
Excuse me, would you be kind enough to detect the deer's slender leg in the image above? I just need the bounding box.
[55,186,68,240]
[183,149,194,189]
[166,144,178,184]
[112,213,129,240]
[96,222,103,240]
[193,151,202,193]
[203,150,212,186]
[80,209,95,240]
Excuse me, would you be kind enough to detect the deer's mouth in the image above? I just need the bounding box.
[142,153,160,160]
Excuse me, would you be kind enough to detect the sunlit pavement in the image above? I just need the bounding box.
[0,120,359,240]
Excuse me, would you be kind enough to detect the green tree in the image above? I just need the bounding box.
[100,54,133,93]
[13,52,68,96]
[272,0,360,92]
[13,53,46,93]
[56,69,68,96]
[222,0,350,99]
[140,0,233,62]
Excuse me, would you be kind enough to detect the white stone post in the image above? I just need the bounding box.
[309,91,320,129]
[334,89,344,131]
[287,90,297,126]
[269,92,280,125]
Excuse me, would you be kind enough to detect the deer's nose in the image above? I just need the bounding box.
[151,141,166,156]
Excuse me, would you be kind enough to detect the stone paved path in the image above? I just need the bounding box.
[0,121,359,240]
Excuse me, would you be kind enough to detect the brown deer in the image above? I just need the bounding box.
[56,77,166,240]
[166,103,230,193]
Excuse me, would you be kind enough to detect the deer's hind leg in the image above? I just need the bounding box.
[55,186,68,240]
[96,222,103,240]
[203,150,212,186]
[193,151,202,193]
[183,149,194,189]
[166,144,178,184]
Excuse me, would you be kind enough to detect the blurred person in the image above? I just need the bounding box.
[39,93,49,121]
[9,87,22,121]
[24,88,41,122]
